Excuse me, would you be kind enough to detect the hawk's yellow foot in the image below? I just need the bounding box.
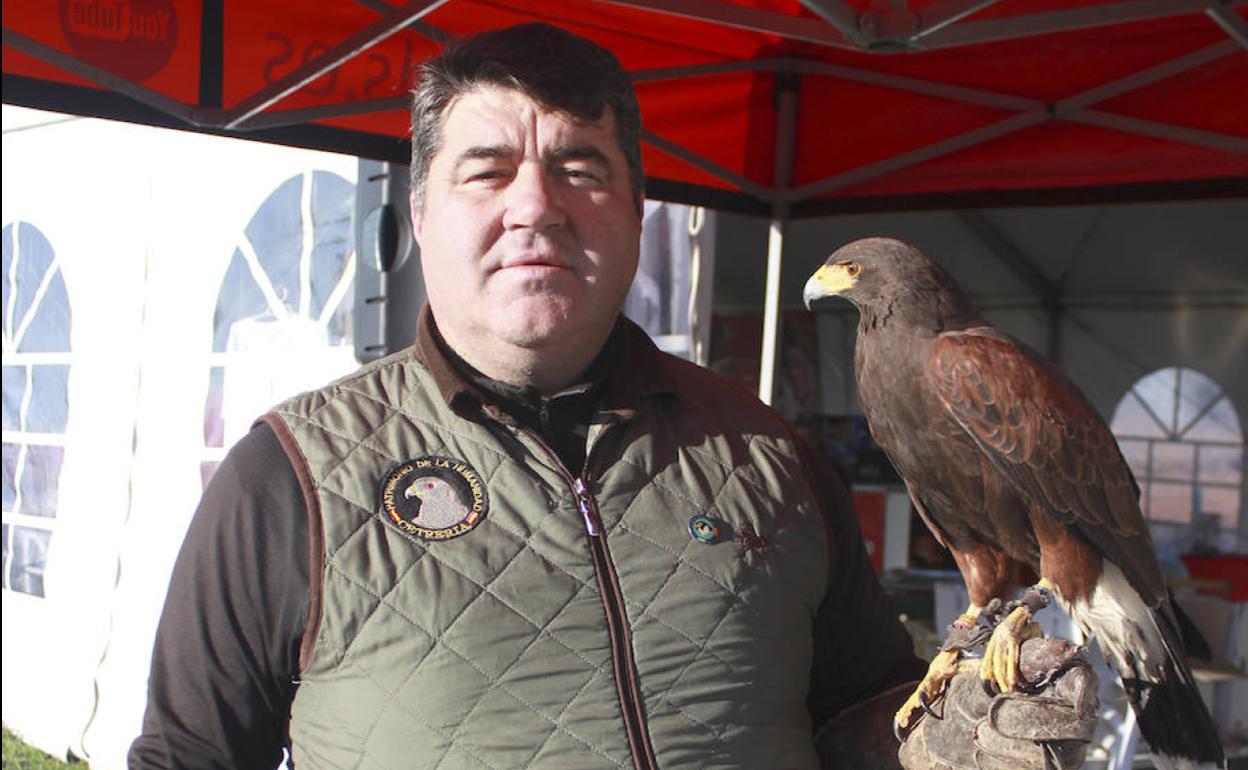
[893,608,982,738]
[980,579,1053,693]
[894,649,962,738]
[980,609,1043,692]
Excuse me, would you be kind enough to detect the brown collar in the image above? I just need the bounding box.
[412,305,676,421]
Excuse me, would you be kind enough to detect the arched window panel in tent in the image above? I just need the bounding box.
[1110,367,1243,557]
[201,170,357,487]
[2,221,72,598]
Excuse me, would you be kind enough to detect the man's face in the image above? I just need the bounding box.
[412,85,641,376]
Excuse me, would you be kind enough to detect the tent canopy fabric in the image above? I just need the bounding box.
[4,0,1247,216]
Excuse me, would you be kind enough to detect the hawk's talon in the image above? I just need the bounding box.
[981,669,998,697]
[893,648,961,739]
[918,689,942,720]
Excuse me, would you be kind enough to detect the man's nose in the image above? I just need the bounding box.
[503,163,566,231]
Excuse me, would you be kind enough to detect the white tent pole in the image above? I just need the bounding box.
[758,211,788,404]
[758,73,799,405]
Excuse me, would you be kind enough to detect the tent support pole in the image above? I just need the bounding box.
[759,209,789,405]
[758,72,799,406]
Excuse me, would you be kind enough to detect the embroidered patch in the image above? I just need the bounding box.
[736,525,771,554]
[379,456,487,541]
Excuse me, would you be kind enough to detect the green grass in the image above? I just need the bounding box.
[2,726,88,769]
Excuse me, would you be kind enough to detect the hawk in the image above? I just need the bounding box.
[803,237,1224,770]
[405,476,470,529]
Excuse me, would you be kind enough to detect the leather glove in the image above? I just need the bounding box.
[898,636,1099,770]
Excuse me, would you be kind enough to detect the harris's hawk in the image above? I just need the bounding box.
[803,237,1224,770]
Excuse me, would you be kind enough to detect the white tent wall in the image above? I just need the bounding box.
[2,113,151,759]
[1,108,716,767]
[713,198,1248,551]
[2,106,358,767]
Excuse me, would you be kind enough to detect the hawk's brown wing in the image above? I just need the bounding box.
[926,328,1166,601]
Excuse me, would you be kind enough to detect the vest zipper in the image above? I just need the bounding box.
[571,475,659,770]
[573,477,602,536]
[517,425,659,770]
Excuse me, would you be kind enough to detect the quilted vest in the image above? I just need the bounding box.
[271,331,831,770]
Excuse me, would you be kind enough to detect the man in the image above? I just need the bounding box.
[130,22,1093,770]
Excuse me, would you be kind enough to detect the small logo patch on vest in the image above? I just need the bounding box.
[379,456,487,541]
[688,514,722,544]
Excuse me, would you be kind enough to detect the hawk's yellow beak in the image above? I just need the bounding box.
[803,264,856,309]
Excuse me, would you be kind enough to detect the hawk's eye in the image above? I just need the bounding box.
[845,262,861,277]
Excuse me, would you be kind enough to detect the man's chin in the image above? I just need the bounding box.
[499,322,571,351]
[494,302,575,348]
[495,289,622,343]
[497,296,620,354]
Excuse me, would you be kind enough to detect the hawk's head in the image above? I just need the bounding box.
[803,237,978,331]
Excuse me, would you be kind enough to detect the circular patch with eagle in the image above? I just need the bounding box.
[378,456,487,541]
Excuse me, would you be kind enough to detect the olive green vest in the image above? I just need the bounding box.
[271,337,830,769]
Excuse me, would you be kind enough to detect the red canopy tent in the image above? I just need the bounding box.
[4,0,1247,397]
[5,0,1246,213]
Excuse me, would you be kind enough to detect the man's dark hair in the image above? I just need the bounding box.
[409,22,643,212]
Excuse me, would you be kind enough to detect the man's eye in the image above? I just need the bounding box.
[459,162,511,184]
[562,165,603,184]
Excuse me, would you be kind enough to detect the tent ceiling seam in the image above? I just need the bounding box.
[632,59,778,83]
[1052,40,1236,115]
[630,54,1026,112]
[789,58,1039,110]
[1,28,197,125]
[236,97,410,132]
[797,0,867,45]
[351,0,458,47]
[788,110,1048,200]
[957,210,1063,359]
[640,129,776,202]
[1070,111,1248,155]
[604,0,1220,52]
[598,0,858,49]
[957,211,1060,305]
[911,0,1004,41]
[920,0,1222,50]
[787,38,1240,202]
[1206,3,1248,50]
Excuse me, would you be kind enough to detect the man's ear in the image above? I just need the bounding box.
[409,190,423,245]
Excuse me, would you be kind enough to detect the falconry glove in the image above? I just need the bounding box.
[898,637,1099,770]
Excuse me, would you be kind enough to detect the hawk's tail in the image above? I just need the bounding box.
[1123,656,1224,770]
[1071,562,1225,770]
